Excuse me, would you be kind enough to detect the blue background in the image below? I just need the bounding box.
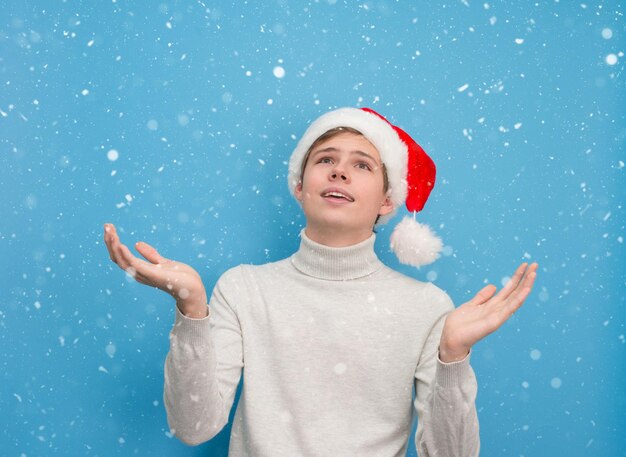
[2,1,625,456]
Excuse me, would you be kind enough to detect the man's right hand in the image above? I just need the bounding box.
[103,223,208,318]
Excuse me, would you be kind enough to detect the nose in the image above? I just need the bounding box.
[330,164,350,182]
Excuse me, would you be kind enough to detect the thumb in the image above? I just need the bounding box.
[135,241,167,264]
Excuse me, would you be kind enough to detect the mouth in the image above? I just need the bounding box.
[321,189,355,202]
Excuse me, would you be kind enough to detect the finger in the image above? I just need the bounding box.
[135,241,168,264]
[498,287,530,320]
[103,224,119,263]
[493,262,528,302]
[105,226,129,268]
[509,262,538,296]
[520,264,538,291]
[104,223,117,240]
[500,270,537,318]
[112,239,133,270]
[118,243,156,278]
[466,284,498,307]
[104,223,122,252]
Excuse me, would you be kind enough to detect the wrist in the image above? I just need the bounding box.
[438,343,470,363]
[176,297,208,319]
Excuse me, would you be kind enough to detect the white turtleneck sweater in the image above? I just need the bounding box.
[164,230,480,457]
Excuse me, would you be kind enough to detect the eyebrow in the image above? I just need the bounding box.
[311,147,380,165]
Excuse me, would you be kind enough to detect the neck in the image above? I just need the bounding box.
[291,229,382,280]
[303,225,374,248]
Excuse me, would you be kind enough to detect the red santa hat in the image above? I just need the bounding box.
[287,107,443,267]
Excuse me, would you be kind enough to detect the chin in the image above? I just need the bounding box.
[319,217,374,232]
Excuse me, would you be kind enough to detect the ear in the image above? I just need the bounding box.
[294,181,303,202]
[378,194,394,217]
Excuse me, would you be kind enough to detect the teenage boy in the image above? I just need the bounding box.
[103,107,537,457]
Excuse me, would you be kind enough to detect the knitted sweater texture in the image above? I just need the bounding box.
[164,230,480,456]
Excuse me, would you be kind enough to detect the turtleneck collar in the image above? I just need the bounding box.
[290,229,384,280]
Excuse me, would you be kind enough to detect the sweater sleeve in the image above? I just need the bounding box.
[413,285,480,457]
[163,267,244,446]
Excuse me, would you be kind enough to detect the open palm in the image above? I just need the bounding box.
[103,223,208,317]
[439,262,538,362]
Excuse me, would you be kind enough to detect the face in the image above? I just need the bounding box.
[294,132,393,240]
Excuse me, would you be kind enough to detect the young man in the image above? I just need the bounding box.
[103,107,537,456]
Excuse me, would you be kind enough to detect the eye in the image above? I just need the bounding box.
[355,161,372,171]
[317,156,333,164]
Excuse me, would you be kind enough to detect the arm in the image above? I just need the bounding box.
[163,268,244,446]
[414,262,538,455]
[414,293,480,457]
[102,222,243,444]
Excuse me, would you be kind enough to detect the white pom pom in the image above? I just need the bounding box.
[390,216,443,267]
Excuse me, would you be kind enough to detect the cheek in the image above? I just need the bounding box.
[300,167,322,188]
[366,175,387,197]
